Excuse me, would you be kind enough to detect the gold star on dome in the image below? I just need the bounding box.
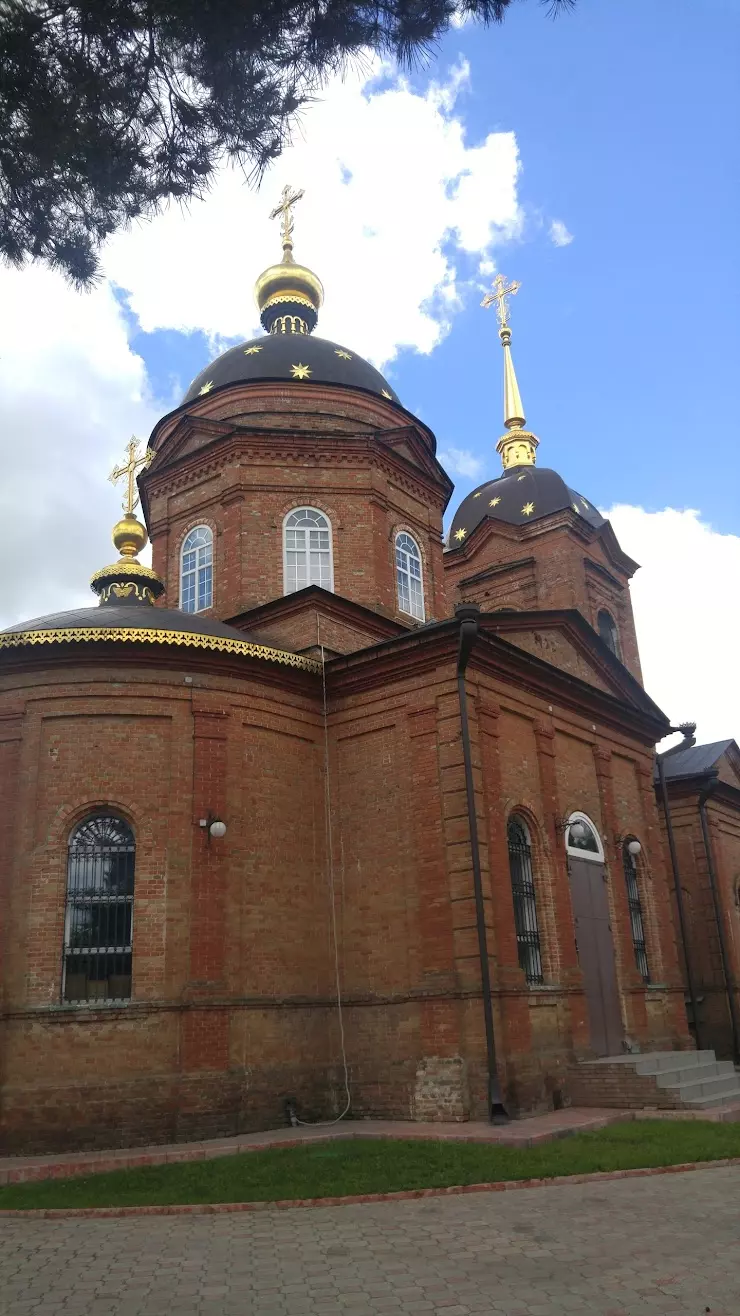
[199,381,214,395]
[291,363,312,380]
[573,503,580,514]
[521,502,535,516]
[454,527,467,542]
[489,497,501,507]
[244,345,263,356]
[473,492,482,498]
[517,474,527,482]
[381,389,393,400]
[581,498,589,509]
[335,349,352,360]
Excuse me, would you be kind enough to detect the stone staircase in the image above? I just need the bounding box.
[569,1049,740,1111]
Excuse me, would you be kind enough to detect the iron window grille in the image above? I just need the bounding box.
[395,532,425,621]
[507,818,544,985]
[63,815,135,1004]
[622,844,651,983]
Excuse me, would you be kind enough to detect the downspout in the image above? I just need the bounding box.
[656,729,702,1050]
[698,790,740,1065]
[455,603,508,1123]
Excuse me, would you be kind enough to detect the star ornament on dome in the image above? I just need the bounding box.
[489,497,501,507]
[454,527,467,542]
[521,502,535,516]
[381,389,393,400]
[335,349,352,360]
[199,381,214,395]
[291,363,312,380]
[572,502,580,514]
[244,345,263,356]
[473,492,482,498]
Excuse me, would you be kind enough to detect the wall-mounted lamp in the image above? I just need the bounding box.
[554,816,588,843]
[616,836,642,857]
[199,814,227,843]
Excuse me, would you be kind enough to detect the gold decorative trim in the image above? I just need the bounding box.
[90,561,162,586]
[96,582,156,605]
[262,291,315,311]
[0,627,321,672]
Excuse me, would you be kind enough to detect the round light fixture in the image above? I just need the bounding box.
[209,819,227,839]
[569,820,587,843]
[627,839,642,857]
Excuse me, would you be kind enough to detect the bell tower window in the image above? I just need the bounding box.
[597,609,620,657]
[284,508,333,594]
[395,532,425,621]
[180,526,213,613]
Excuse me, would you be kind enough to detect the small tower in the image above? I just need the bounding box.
[444,277,644,680]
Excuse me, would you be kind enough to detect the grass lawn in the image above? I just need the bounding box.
[1,1121,739,1211]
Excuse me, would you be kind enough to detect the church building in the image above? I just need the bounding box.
[1,191,739,1152]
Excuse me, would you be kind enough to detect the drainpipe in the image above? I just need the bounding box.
[656,730,702,1050]
[455,603,508,1123]
[698,791,740,1065]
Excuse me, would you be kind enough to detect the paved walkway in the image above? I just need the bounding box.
[2,1164,738,1315]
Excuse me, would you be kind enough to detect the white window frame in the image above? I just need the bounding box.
[283,507,334,595]
[395,531,425,622]
[180,525,213,613]
[565,810,605,862]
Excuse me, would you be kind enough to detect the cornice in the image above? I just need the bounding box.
[0,626,321,673]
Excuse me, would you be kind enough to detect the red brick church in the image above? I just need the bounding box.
[2,194,739,1151]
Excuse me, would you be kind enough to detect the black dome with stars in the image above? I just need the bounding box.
[182,334,400,406]
[447,464,605,548]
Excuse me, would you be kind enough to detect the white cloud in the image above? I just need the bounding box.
[0,265,159,627]
[103,58,523,370]
[437,446,483,479]
[550,219,574,247]
[606,505,740,744]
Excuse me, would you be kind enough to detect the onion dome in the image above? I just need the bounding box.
[182,184,400,407]
[89,511,165,607]
[447,275,604,550]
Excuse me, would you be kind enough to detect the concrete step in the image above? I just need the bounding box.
[650,1060,736,1087]
[668,1073,740,1104]
[631,1050,717,1072]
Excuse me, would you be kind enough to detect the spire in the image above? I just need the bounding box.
[254,184,324,336]
[90,439,164,606]
[481,274,539,471]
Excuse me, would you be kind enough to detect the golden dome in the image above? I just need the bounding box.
[112,512,148,559]
[254,184,324,335]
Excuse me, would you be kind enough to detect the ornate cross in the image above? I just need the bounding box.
[481,273,521,330]
[270,184,305,249]
[109,437,153,515]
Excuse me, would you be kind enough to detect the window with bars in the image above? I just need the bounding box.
[284,508,333,594]
[63,815,135,1004]
[395,532,425,621]
[507,817,544,985]
[180,525,213,613]
[622,843,651,983]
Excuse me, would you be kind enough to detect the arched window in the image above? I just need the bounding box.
[507,817,544,985]
[597,609,620,658]
[565,811,605,861]
[180,525,213,613]
[284,508,333,594]
[395,532,425,621]
[622,841,651,983]
[63,815,135,1003]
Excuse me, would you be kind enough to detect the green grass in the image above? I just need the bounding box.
[2,1121,739,1211]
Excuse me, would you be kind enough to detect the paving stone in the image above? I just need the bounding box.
[1,1166,740,1315]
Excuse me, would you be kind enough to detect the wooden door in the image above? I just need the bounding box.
[568,856,623,1056]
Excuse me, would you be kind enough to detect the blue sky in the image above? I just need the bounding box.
[1,0,738,740]
[132,0,739,533]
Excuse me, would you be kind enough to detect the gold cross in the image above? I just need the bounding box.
[109,437,153,515]
[270,184,305,250]
[481,273,521,329]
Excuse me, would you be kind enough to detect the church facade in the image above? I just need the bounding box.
[1,199,736,1152]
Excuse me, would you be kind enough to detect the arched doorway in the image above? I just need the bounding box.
[566,812,623,1056]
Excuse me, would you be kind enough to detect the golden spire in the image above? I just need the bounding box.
[254,183,323,336]
[91,439,164,606]
[481,274,539,471]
